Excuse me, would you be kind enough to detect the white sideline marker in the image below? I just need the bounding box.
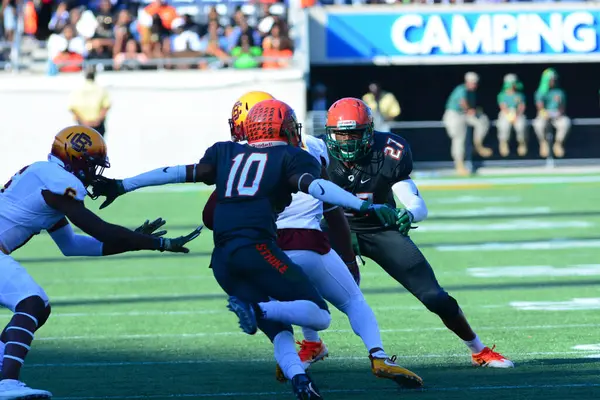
[511,298,600,311]
[573,344,600,359]
[419,220,591,233]
[431,196,522,204]
[428,206,551,218]
[468,265,600,278]
[437,239,600,252]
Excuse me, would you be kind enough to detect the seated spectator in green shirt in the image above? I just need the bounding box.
[231,34,262,69]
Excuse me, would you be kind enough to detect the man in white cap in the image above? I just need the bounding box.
[443,72,491,176]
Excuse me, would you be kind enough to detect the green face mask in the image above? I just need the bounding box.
[324,125,374,162]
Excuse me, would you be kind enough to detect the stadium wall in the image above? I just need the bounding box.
[0,68,307,182]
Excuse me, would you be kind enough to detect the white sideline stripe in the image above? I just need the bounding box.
[469,265,600,278]
[49,293,224,301]
[419,220,591,233]
[26,350,583,369]
[35,323,600,342]
[53,383,600,399]
[437,239,600,252]
[431,196,522,204]
[428,206,550,218]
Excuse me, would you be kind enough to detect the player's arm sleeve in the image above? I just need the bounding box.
[392,179,428,222]
[287,151,364,211]
[122,165,188,193]
[122,143,219,192]
[48,218,104,256]
[42,190,162,253]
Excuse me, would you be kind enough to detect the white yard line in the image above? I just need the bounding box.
[436,239,600,252]
[34,323,600,342]
[53,383,600,400]
[28,350,583,369]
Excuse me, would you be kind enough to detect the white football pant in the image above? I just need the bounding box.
[284,249,383,351]
[0,253,49,312]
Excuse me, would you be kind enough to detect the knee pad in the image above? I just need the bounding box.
[420,291,459,320]
[14,295,50,330]
[313,309,331,331]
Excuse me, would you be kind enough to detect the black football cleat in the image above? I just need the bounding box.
[291,373,322,400]
[226,296,258,335]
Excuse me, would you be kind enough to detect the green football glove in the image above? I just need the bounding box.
[134,218,167,238]
[90,176,125,209]
[397,208,415,236]
[158,225,203,254]
[359,201,398,228]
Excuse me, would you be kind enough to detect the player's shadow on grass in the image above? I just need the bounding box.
[23,347,600,399]
[46,278,600,308]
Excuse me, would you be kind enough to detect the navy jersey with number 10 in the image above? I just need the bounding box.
[199,141,321,250]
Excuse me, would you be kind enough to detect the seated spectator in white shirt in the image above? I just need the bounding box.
[47,24,88,61]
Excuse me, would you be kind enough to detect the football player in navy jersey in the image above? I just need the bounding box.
[90,99,405,399]
[319,97,514,369]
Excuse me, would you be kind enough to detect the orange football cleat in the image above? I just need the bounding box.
[275,340,329,382]
[471,345,514,368]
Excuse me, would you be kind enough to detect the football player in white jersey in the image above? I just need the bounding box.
[194,92,423,388]
[0,126,202,399]
[273,134,422,388]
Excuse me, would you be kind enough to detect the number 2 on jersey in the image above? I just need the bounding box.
[383,137,404,160]
[225,153,268,197]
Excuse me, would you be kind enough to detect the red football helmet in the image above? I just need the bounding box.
[228,91,275,142]
[245,99,302,147]
[325,97,374,161]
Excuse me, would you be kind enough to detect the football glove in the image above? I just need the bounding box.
[351,232,366,267]
[158,225,203,254]
[359,202,397,228]
[135,218,167,238]
[397,208,416,236]
[90,176,125,209]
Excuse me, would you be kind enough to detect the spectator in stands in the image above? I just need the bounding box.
[497,73,527,157]
[533,68,570,158]
[198,19,228,69]
[53,42,85,73]
[68,65,111,136]
[262,36,292,69]
[141,0,178,32]
[114,38,148,70]
[231,33,262,69]
[48,1,70,35]
[182,14,201,36]
[362,82,401,132]
[113,9,134,57]
[48,24,87,62]
[227,16,261,52]
[442,72,492,176]
[170,16,202,69]
[2,0,17,42]
[140,13,171,60]
[87,0,117,64]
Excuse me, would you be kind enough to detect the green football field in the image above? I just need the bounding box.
[3,173,600,400]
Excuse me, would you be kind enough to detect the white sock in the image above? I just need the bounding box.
[342,298,384,353]
[274,331,305,380]
[301,327,321,343]
[464,334,485,353]
[259,300,331,331]
[370,349,388,359]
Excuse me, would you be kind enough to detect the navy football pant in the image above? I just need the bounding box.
[352,230,460,320]
[211,241,329,341]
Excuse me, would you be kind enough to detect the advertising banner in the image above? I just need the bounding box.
[309,5,600,65]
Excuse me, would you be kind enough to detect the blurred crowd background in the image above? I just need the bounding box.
[0,0,295,71]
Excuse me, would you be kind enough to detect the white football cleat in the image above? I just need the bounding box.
[0,379,52,399]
